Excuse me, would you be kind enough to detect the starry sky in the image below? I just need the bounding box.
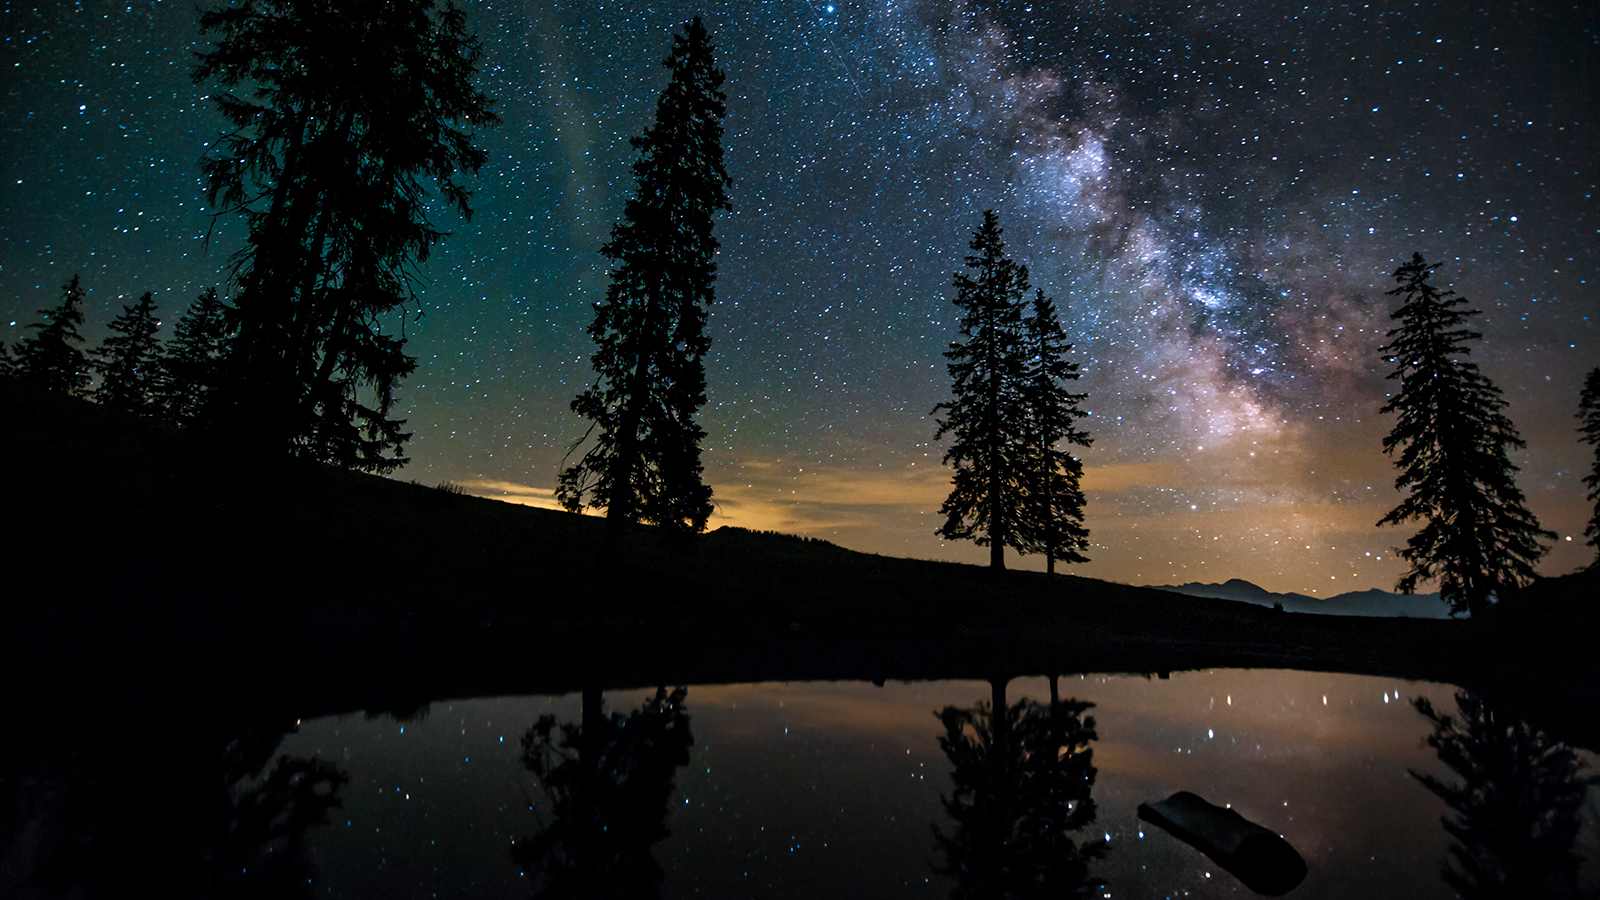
[2,0,1595,593]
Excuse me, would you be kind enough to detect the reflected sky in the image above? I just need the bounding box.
[280,670,1599,898]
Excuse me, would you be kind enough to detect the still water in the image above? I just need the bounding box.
[263,670,1596,898]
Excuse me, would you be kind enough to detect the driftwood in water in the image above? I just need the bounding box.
[1137,790,1307,895]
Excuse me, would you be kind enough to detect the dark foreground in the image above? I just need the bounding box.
[3,382,1597,741]
[5,384,1600,898]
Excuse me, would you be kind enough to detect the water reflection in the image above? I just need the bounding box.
[1412,691,1600,900]
[512,686,692,898]
[11,671,1597,899]
[932,675,1104,898]
[2,720,347,899]
[215,723,350,899]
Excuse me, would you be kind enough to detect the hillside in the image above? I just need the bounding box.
[1152,578,1449,619]
[3,380,1595,742]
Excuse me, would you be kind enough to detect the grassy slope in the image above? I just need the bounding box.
[4,381,1594,743]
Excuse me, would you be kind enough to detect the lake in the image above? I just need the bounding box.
[237,669,1598,898]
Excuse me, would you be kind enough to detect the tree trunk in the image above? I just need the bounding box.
[582,685,603,738]
[990,676,1008,747]
[987,312,1005,572]
[610,266,666,539]
[1046,552,1055,576]
[578,684,603,876]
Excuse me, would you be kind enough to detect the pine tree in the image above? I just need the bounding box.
[1377,253,1552,617]
[1017,288,1092,574]
[13,274,91,396]
[933,210,1032,571]
[1578,367,1600,562]
[194,0,499,472]
[157,287,233,426]
[90,291,163,415]
[1411,692,1594,898]
[933,682,1104,897]
[557,18,731,537]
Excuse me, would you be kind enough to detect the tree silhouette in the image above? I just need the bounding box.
[513,686,693,898]
[1411,691,1597,899]
[2,719,347,899]
[1376,253,1552,617]
[934,211,1033,571]
[89,291,163,415]
[194,0,499,472]
[933,678,1104,899]
[12,274,91,397]
[1017,289,1092,574]
[213,724,350,900]
[1579,367,1600,563]
[558,18,732,539]
[156,286,233,426]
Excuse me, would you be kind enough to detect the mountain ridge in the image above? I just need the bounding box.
[1149,578,1450,619]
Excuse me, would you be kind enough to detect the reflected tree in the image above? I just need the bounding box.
[514,686,693,898]
[1411,691,1598,900]
[933,677,1104,899]
[1,719,346,899]
[213,724,350,900]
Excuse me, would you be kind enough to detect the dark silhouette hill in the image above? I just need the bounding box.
[1151,578,1449,619]
[2,379,1595,748]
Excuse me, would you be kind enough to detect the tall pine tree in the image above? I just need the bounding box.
[157,287,233,426]
[90,291,163,415]
[1017,288,1092,575]
[13,274,91,396]
[1578,367,1600,563]
[194,0,498,472]
[1377,253,1552,617]
[557,18,731,537]
[933,210,1031,571]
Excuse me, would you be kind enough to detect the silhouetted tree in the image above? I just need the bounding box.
[0,340,13,378]
[1017,289,1091,574]
[1411,692,1597,900]
[214,724,349,900]
[12,274,90,396]
[89,291,162,414]
[194,0,499,471]
[557,18,731,538]
[157,286,233,426]
[1376,254,1551,617]
[934,211,1032,571]
[513,686,692,898]
[2,718,346,899]
[933,678,1104,898]
[1579,367,1600,563]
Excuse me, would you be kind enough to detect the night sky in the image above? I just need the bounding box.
[2,1,1595,593]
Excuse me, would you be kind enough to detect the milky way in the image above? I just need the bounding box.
[1,1,1594,591]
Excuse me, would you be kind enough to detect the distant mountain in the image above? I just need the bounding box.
[1149,578,1450,619]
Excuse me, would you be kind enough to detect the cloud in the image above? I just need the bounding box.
[456,460,950,540]
[456,478,568,512]
[710,458,949,537]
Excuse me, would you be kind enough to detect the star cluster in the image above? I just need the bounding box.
[1,0,1594,591]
